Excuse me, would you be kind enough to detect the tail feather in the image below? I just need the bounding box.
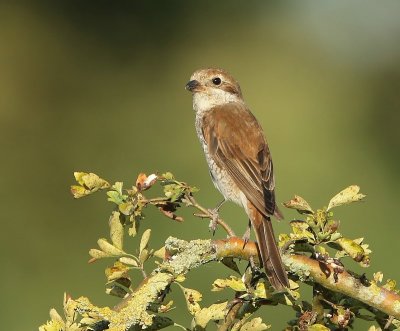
[249,204,289,292]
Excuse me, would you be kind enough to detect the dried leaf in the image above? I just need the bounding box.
[283,195,314,214]
[109,211,123,250]
[136,173,157,191]
[240,317,270,331]
[327,185,366,211]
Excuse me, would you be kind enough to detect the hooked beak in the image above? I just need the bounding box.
[185,80,200,92]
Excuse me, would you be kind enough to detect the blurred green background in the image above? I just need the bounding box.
[1,1,399,330]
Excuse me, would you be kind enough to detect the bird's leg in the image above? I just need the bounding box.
[242,219,252,248]
[208,198,226,235]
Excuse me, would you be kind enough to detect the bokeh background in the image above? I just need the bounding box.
[1,1,399,330]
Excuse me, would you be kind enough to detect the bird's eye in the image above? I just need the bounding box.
[212,77,221,85]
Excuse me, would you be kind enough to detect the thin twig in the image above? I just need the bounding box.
[186,194,236,236]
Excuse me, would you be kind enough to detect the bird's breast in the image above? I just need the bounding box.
[195,115,243,206]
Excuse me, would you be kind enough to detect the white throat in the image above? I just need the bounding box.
[192,89,242,115]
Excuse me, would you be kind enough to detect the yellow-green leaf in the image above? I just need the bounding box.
[97,238,125,256]
[240,317,270,331]
[153,246,166,260]
[71,172,110,198]
[212,276,246,292]
[307,324,330,331]
[327,185,366,211]
[105,261,130,282]
[119,257,138,267]
[140,229,151,253]
[139,248,149,264]
[109,211,123,250]
[335,237,365,262]
[283,195,314,214]
[193,302,228,328]
[119,201,135,216]
[89,248,111,259]
[179,285,202,315]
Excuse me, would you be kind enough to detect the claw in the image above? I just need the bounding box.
[242,219,252,249]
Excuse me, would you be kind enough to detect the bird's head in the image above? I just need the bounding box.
[186,68,243,113]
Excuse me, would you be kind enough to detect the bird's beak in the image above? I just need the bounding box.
[185,80,200,92]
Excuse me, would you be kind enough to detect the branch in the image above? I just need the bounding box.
[73,236,400,331]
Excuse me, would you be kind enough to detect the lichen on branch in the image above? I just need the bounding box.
[39,172,400,331]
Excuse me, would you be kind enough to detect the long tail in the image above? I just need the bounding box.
[248,202,289,292]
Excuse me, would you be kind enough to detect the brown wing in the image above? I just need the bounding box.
[201,102,276,216]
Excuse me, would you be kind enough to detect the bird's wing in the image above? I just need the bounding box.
[201,102,276,216]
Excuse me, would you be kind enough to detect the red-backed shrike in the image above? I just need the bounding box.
[185,68,289,291]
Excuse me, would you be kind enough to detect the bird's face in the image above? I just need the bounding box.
[186,68,243,113]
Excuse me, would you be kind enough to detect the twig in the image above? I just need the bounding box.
[186,194,236,237]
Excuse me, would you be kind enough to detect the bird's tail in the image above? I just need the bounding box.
[248,203,289,292]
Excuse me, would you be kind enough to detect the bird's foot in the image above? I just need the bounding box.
[242,219,252,248]
[207,199,226,235]
[208,209,219,235]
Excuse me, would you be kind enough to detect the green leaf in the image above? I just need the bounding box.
[111,182,123,195]
[106,190,126,205]
[161,172,174,180]
[327,185,366,211]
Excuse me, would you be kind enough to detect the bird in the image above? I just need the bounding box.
[185,68,289,292]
